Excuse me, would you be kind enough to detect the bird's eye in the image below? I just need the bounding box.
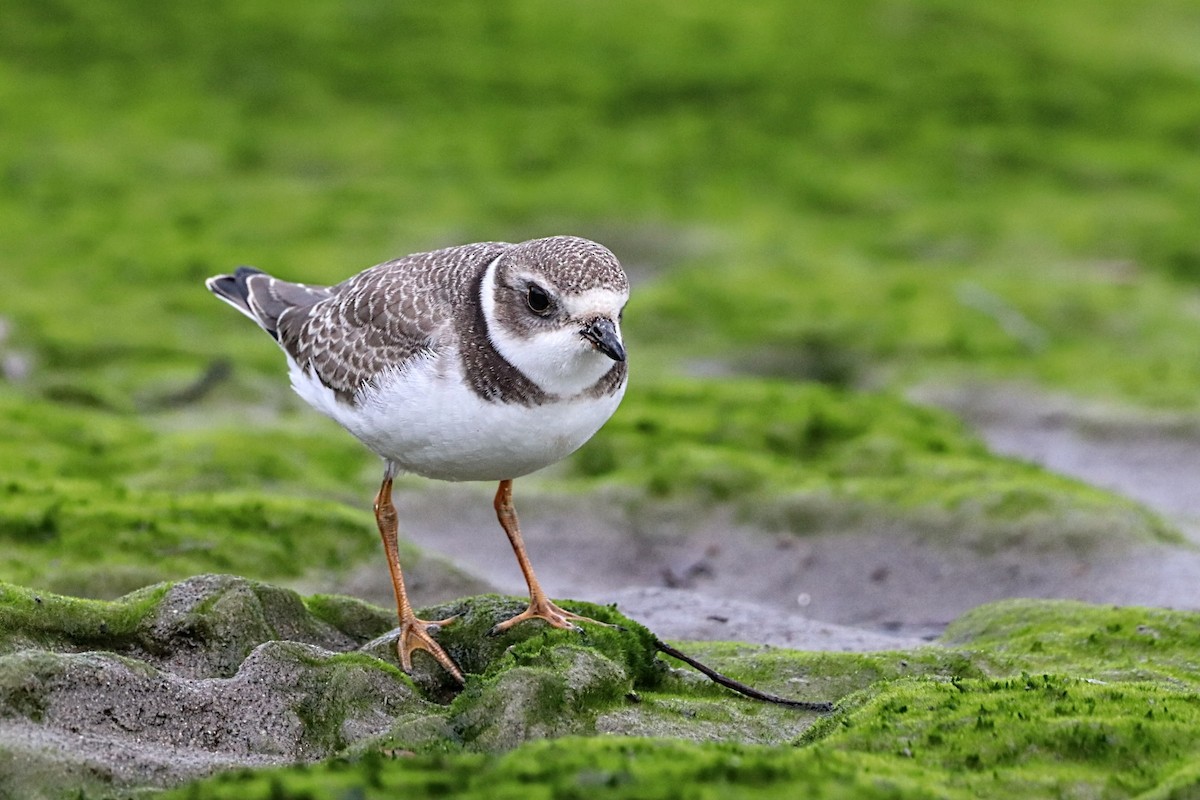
[526,284,552,315]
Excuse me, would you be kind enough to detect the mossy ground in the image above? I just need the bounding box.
[3,582,1199,798]
[7,577,1198,798]
[0,0,1190,596]
[0,376,1174,602]
[162,598,1200,799]
[9,578,1199,799]
[575,380,1175,547]
[4,1,1200,797]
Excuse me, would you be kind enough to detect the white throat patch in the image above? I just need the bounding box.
[480,256,626,397]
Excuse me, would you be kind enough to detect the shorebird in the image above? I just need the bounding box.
[206,236,628,682]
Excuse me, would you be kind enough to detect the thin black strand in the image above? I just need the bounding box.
[654,638,834,713]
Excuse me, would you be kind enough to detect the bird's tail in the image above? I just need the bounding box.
[205,267,331,341]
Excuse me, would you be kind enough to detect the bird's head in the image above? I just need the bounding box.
[482,236,629,397]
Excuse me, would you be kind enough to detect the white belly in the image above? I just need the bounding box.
[287,350,625,481]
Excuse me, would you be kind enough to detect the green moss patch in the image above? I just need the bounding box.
[440,597,659,685]
[573,380,1175,547]
[3,373,1174,604]
[941,598,1200,686]
[0,576,834,797]
[0,477,381,598]
[6,0,1200,794]
[812,675,1200,798]
[6,578,1200,798]
[165,677,1200,799]
[0,580,169,655]
[162,738,913,800]
[166,600,1200,799]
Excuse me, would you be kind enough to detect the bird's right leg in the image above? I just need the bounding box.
[374,465,464,683]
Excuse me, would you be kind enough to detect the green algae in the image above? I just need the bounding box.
[13,369,1162,564]
[0,394,466,600]
[456,597,659,687]
[163,600,1200,800]
[941,598,1200,686]
[812,676,1200,798]
[0,0,1189,603]
[3,372,1174,607]
[303,593,395,644]
[6,577,1200,798]
[6,0,1200,408]
[358,595,665,719]
[0,577,832,797]
[660,643,989,711]
[4,0,1200,795]
[676,600,1200,708]
[0,390,370,498]
[0,477,382,598]
[0,580,169,654]
[633,251,1200,410]
[164,680,1200,799]
[575,380,1175,547]
[283,647,418,754]
[165,739,915,800]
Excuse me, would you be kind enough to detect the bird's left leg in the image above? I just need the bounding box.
[490,478,607,633]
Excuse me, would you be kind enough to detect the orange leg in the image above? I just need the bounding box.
[374,470,464,683]
[491,478,605,634]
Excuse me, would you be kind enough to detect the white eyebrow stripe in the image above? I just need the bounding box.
[560,287,628,319]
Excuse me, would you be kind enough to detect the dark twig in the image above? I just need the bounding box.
[146,359,233,409]
[654,637,834,713]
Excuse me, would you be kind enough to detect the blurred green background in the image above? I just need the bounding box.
[2,0,1200,593]
[5,0,1200,406]
[6,2,1200,797]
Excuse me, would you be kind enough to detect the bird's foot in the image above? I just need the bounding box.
[397,614,463,683]
[490,597,611,635]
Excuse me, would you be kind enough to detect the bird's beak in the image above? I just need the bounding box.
[581,317,626,362]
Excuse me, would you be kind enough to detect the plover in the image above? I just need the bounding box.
[206,236,629,682]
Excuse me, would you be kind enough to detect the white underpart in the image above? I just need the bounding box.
[286,348,625,482]
[281,256,629,482]
[481,260,628,398]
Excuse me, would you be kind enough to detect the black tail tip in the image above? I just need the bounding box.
[206,265,265,299]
